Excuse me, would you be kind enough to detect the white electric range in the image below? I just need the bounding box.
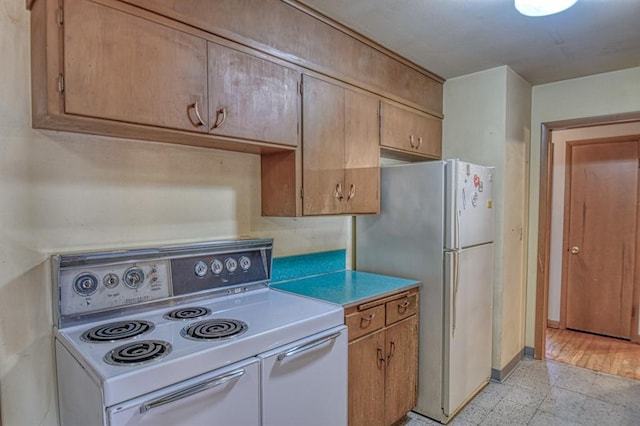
[53,238,347,426]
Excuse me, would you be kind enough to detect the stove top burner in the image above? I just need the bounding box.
[181,318,248,341]
[104,340,172,366]
[81,320,154,343]
[163,306,211,321]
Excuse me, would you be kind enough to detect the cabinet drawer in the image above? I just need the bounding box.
[385,294,417,325]
[345,305,385,341]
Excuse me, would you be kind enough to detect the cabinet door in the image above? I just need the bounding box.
[380,101,442,159]
[344,89,380,214]
[208,42,299,146]
[64,0,208,132]
[302,76,345,215]
[348,331,385,426]
[384,316,418,426]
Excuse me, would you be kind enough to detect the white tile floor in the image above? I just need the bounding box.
[402,358,640,425]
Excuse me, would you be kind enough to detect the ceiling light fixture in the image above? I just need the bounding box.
[515,0,578,17]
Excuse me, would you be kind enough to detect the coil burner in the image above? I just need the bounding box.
[181,318,248,341]
[80,320,155,343]
[104,340,172,366]
[163,306,212,321]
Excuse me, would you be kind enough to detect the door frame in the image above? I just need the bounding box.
[534,112,640,359]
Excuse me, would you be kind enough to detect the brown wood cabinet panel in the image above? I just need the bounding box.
[346,305,385,341]
[381,101,442,160]
[348,331,386,426]
[384,316,419,425]
[385,293,418,326]
[118,0,443,114]
[64,0,208,132]
[345,287,419,425]
[344,89,380,214]
[301,76,345,215]
[208,42,299,146]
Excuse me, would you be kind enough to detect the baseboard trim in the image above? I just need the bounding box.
[490,348,524,382]
[547,320,560,329]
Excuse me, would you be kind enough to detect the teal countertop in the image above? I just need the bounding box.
[271,270,420,307]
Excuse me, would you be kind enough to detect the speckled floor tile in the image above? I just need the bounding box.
[407,358,640,426]
[479,399,536,425]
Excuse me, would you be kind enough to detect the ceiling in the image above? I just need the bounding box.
[297,0,640,85]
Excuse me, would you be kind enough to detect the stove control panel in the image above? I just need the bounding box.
[59,261,170,316]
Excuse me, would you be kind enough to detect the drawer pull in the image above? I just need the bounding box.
[360,313,376,327]
[397,300,410,314]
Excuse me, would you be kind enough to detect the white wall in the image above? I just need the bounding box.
[0,2,349,425]
[526,66,640,347]
[443,66,531,371]
[546,123,640,334]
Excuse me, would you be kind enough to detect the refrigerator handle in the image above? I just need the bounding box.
[452,251,459,338]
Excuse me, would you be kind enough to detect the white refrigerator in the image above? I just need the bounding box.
[356,159,494,424]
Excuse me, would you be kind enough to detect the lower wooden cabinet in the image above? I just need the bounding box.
[345,288,419,426]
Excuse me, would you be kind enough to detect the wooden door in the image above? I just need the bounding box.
[208,42,299,146]
[302,76,345,215]
[344,88,380,214]
[564,139,639,339]
[63,0,208,132]
[348,331,385,426]
[380,101,442,159]
[384,317,418,426]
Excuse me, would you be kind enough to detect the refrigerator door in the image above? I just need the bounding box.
[443,243,493,418]
[445,159,495,250]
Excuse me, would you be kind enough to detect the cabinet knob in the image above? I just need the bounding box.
[570,246,580,254]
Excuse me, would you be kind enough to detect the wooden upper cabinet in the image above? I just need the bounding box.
[64,0,208,132]
[301,75,379,215]
[207,42,299,146]
[380,101,442,160]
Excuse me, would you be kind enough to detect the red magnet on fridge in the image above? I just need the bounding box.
[474,174,480,187]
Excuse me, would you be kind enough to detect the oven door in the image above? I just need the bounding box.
[259,325,348,426]
[107,357,259,426]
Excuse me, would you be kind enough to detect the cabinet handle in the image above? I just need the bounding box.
[387,341,396,362]
[187,102,205,127]
[397,300,410,314]
[409,135,416,148]
[212,107,227,129]
[416,137,423,149]
[377,346,385,369]
[347,184,356,202]
[335,183,344,201]
[277,331,341,361]
[360,313,375,327]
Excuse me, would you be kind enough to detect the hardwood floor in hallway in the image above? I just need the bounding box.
[545,327,640,380]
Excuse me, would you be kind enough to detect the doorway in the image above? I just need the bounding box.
[534,116,640,365]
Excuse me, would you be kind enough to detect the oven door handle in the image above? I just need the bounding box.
[139,368,245,414]
[276,331,342,362]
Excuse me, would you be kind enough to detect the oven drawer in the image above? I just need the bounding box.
[107,358,260,426]
[259,325,348,426]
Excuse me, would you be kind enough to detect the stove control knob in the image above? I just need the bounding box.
[74,273,99,296]
[103,273,119,289]
[194,261,208,277]
[239,256,251,271]
[225,257,238,273]
[210,259,224,275]
[123,267,146,289]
